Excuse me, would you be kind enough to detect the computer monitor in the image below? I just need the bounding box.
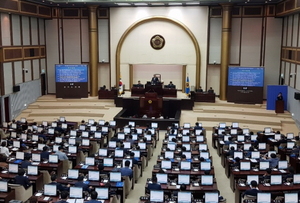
[88,171,100,181]
[69,187,83,198]
[278,160,288,170]
[38,143,45,151]
[85,157,95,165]
[124,127,130,134]
[61,123,68,129]
[168,135,176,142]
[294,174,300,184]
[11,123,17,129]
[237,135,244,142]
[145,134,152,141]
[181,136,190,142]
[91,126,97,132]
[109,121,116,126]
[114,149,124,158]
[243,128,250,135]
[21,133,27,140]
[2,122,7,128]
[117,133,125,140]
[79,125,86,131]
[122,159,132,168]
[131,150,140,158]
[267,151,276,158]
[243,143,251,151]
[270,175,282,185]
[68,146,77,154]
[151,123,158,128]
[258,143,266,150]
[128,121,135,127]
[218,129,225,135]
[98,120,105,125]
[204,192,219,203]
[103,158,113,167]
[138,142,146,150]
[201,175,213,185]
[161,160,172,169]
[183,123,191,128]
[182,144,191,151]
[178,191,192,203]
[182,151,192,159]
[229,144,237,150]
[240,162,251,171]
[150,190,164,202]
[0,181,8,192]
[200,162,211,171]
[88,119,95,125]
[232,122,239,128]
[68,169,79,179]
[233,151,243,159]
[94,132,102,139]
[164,151,174,159]
[136,129,143,134]
[196,135,204,142]
[231,129,238,135]
[70,130,77,137]
[199,152,209,159]
[199,144,208,151]
[55,137,62,143]
[123,142,131,149]
[81,131,89,138]
[48,128,54,135]
[44,184,57,196]
[59,117,65,122]
[251,151,260,159]
[287,142,295,149]
[259,162,269,170]
[109,172,121,182]
[178,174,190,185]
[195,129,202,136]
[182,129,189,136]
[16,151,24,160]
[99,149,108,157]
[180,161,191,170]
[81,139,90,146]
[167,143,176,151]
[32,153,41,162]
[250,134,257,141]
[287,133,294,139]
[13,141,20,148]
[37,127,43,133]
[95,187,109,200]
[32,134,39,141]
[274,134,281,140]
[68,138,76,145]
[49,155,58,163]
[219,123,226,128]
[51,122,57,128]
[108,141,116,148]
[52,145,59,152]
[284,193,298,203]
[257,193,271,203]
[156,173,168,184]
[264,127,272,133]
[247,175,259,185]
[27,165,38,175]
[8,164,18,173]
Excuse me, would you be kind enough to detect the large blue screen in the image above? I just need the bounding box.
[228,67,264,87]
[55,64,88,83]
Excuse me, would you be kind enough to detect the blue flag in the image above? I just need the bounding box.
[185,76,190,94]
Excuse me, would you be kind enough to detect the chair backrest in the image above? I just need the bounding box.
[244,195,257,200]
[62,159,70,174]
[9,184,33,202]
[122,176,132,196]
[40,170,51,184]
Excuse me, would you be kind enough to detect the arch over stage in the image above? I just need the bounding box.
[115,16,201,90]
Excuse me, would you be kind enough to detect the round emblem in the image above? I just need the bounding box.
[150,34,165,50]
[148,100,152,104]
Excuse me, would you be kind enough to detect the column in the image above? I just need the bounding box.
[88,6,98,97]
[219,3,232,100]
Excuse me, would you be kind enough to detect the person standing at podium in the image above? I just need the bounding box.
[277,92,283,100]
[151,75,159,85]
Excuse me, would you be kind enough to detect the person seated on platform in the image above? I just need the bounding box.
[50,174,70,192]
[55,146,69,161]
[120,160,133,180]
[147,176,162,191]
[242,180,259,198]
[277,92,283,100]
[74,175,91,192]
[208,87,214,94]
[167,81,175,88]
[260,153,279,168]
[111,85,117,90]
[196,86,204,93]
[56,191,69,203]
[136,80,144,88]
[100,85,106,90]
[15,168,31,189]
[21,156,32,169]
[86,191,102,203]
[151,75,160,85]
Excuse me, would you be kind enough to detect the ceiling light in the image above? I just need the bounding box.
[186,2,200,5]
[168,2,182,5]
[115,3,131,6]
[134,2,148,5]
[150,2,165,5]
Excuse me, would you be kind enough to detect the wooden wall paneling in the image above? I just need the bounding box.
[32,59,39,80]
[285,62,290,85]
[23,60,31,82]
[39,19,45,45]
[22,16,30,45]
[287,16,293,46]
[290,63,296,87]
[14,61,22,85]
[98,19,109,63]
[31,17,38,45]
[283,17,288,47]
[11,14,21,46]
[208,18,221,64]
[1,13,11,46]
[230,18,241,65]
[292,14,298,47]
[81,19,89,63]
[296,65,300,89]
[3,62,13,95]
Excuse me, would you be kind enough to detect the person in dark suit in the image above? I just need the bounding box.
[151,75,159,85]
[86,191,102,203]
[196,86,203,93]
[20,156,31,169]
[208,87,214,94]
[74,175,91,192]
[15,168,31,189]
[147,176,162,191]
[242,180,259,198]
[41,146,51,160]
[277,92,283,100]
[56,191,69,203]
[194,122,202,131]
[136,81,144,88]
[49,174,70,192]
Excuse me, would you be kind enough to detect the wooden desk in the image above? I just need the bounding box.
[162,88,177,97]
[193,92,215,102]
[131,87,145,96]
[0,190,15,203]
[145,84,163,96]
[98,89,118,99]
[0,173,43,190]
[38,162,63,177]
[33,194,116,203]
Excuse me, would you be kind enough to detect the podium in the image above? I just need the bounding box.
[275,100,284,113]
[139,92,162,118]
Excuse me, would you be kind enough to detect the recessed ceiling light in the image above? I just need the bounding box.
[115,3,131,6]
[168,2,182,5]
[186,2,200,5]
[134,2,148,5]
[150,2,165,5]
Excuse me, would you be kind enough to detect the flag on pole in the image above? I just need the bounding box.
[185,75,190,95]
[119,78,123,95]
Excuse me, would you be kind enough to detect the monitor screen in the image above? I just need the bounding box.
[200,162,211,171]
[109,121,116,126]
[161,160,172,169]
[98,120,105,125]
[247,175,259,185]
[199,152,209,159]
[134,129,141,135]
[123,142,131,149]
[109,172,121,182]
[48,128,54,135]
[79,125,86,131]
[138,142,146,150]
[145,135,152,141]
[219,123,226,128]
[182,129,189,135]
[233,151,243,159]
[240,162,251,171]
[0,181,8,192]
[205,192,218,203]
[218,129,225,135]
[102,127,108,133]
[156,173,168,184]
[68,169,79,179]
[231,129,238,135]
[122,159,132,168]
[55,137,62,143]
[61,123,68,129]
[274,134,281,140]
[182,151,192,159]
[85,157,95,165]
[70,130,77,137]
[32,153,41,162]
[27,165,38,175]
[88,119,95,125]
[201,175,213,185]
[21,133,27,141]
[243,128,250,134]
[103,158,113,167]
[294,174,300,184]
[49,155,58,163]
[69,187,83,198]
[195,129,202,136]
[178,191,192,203]
[68,138,76,145]
[199,144,208,151]
[243,143,251,151]
[287,142,294,149]
[51,122,57,128]
[237,135,244,141]
[278,160,288,170]
[95,187,109,200]
[88,171,100,181]
[11,123,17,129]
[32,134,39,141]
[287,133,294,139]
[180,161,191,170]
[53,145,60,152]
[178,174,190,185]
[8,164,18,173]
[16,151,24,160]
[10,132,17,138]
[81,139,90,146]
[258,143,266,150]
[131,150,140,158]
[168,135,176,142]
[151,123,158,128]
[267,151,276,157]
[229,144,237,150]
[117,133,125,140]
[37,127,43,133]
[115,149,124,158]
[59,117,65,122]
[44,184,57,196]
[270,175,282,185]
[264,127,272,133]
[259,162,269,170]
[81,131,89,138]
[2,122,7,128]
[99,149,108,157]
[196,135,204,142]
[257,193,271,203]
[182,136,190,142]
[150,190,164,202]
[94,132,102,139]
[38,143,45,151]
[284,193,298,203]
[164,151,174,159]
[13,141,20,148]
[68,146,77,154]
[183,123,191,129]
[90,126,97,132]
[232,122,239,128]
[108,141,116,148]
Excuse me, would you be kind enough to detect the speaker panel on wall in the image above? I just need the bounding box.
[13,85,20,92]
[294,92,300,100]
